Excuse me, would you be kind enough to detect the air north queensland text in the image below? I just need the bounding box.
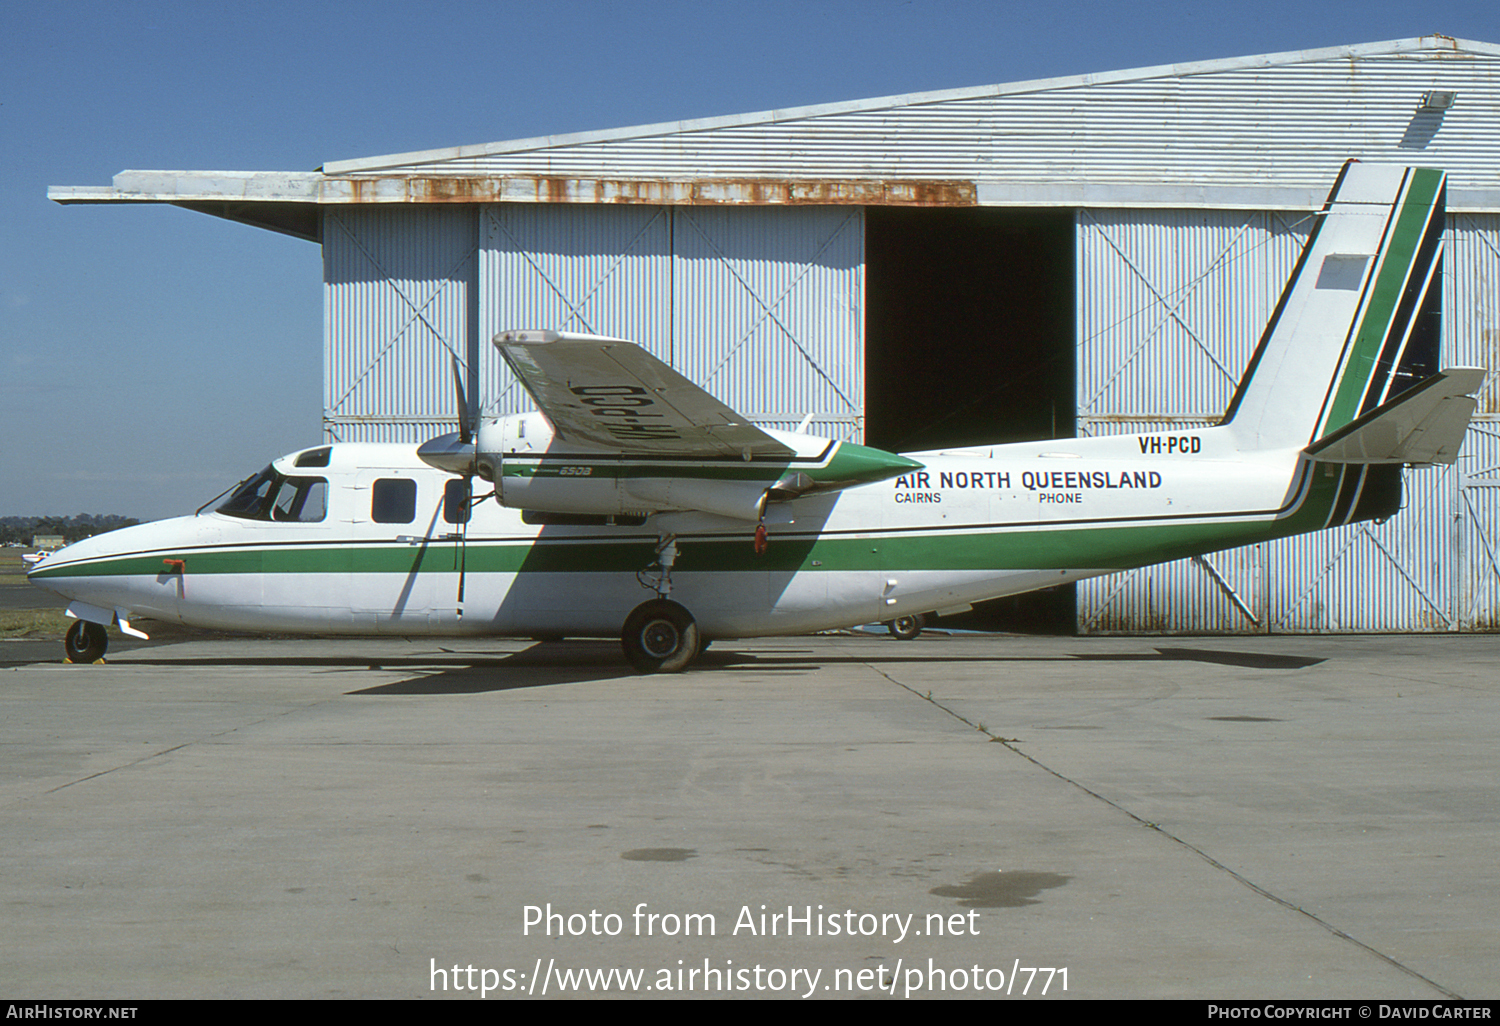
[892,470,1164,491]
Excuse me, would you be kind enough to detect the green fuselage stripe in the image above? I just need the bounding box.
[32,466,1343,582]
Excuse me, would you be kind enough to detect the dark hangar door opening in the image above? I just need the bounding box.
[865,206,1076,634]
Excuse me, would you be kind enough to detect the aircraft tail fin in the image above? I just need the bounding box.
[1223,161,1450,452]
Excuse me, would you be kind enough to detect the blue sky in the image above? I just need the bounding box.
[5,0,1499,519]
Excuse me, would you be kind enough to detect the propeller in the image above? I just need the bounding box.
[451,353,473,447]
[416,354,479,476]
[454,356,473,612]
[421,353,481,613]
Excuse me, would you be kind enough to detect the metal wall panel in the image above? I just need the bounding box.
[1079,548,1268,635]
[671,206,863,439]
[478,204,672,417]
[1448,214,1500,629]
[1078,469,1463,635]
[1078,210,1310,418]
[323,206,475,443]
[1447,214,1500,416]
[1266,466,1459,632]
[1458,426,1500,630]
[478,204,863,438]
[321,419,458,446]
[1079,212,1500,633]
[329,204,863,442]
[1075,211,1302,632]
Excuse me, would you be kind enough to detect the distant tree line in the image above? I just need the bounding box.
[0,515,141,546]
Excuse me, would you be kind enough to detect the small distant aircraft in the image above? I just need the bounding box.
[30,161,1484,671]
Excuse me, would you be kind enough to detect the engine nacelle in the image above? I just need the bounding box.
[486,461,768,522]
[492,465,629,516]
[468,412,774,521]
[463,411,920,523]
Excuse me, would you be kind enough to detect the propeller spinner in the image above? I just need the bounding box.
[416,354,478,476]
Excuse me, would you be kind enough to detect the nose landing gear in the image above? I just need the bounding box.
[884,613,927,641]
[64,619,109,664]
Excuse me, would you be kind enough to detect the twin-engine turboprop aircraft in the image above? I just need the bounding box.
[30,161,1485,671]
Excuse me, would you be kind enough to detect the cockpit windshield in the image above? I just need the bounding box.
[217,466,327,522]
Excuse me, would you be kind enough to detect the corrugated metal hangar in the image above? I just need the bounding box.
[51,35,1500,634]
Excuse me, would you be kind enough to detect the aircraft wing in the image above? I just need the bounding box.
[494,330,796,459]
[1304,368,1487,466]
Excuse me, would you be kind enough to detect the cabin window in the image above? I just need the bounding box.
[273,479,327,522]
[294,447,331,468]
[371,478,417,524]
[217,468,327,523]
[443,479,471,524]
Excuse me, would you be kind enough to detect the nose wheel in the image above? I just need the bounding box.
[884,613,927,641]
[64,620,109,663]
[621,599,700,674]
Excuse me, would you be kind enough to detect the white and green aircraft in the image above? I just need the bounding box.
[29,161,1484,672]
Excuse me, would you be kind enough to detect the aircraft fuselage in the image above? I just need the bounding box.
[28,424,1388,642]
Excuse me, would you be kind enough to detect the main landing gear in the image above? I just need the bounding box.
[623,533,705,673]
[621,599,701,674]
[64,620,109,663]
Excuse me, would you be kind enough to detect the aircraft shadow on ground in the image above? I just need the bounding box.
[7,641,1323,691]
[346,642,838,693]
[340,643,1327,694]
[1067,647,1324,670]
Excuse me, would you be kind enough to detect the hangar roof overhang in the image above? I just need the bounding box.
[47,174,987,243]
[48,34,1500,241]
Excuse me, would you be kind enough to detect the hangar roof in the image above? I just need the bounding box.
[49,34,1500,241]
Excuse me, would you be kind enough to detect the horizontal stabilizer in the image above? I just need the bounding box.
[1303,368,1486,465]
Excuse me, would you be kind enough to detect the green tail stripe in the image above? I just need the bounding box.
[1321,168,1444,437]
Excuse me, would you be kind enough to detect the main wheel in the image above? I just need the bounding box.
[621,599,700,674]
[885,613,927,641]
[65,619,109,663]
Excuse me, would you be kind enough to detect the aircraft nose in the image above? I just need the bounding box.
[24,535,100,597]
[24,560,56,592]
[23,516,204,630]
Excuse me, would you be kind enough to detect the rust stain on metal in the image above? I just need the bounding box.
[420,177,494,202]
[345,177,379,204]
[329,176,976,207]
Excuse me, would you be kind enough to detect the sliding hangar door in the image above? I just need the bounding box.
[325,204,865,445]
[322,200,1500,634]
[1077,208,1500,634]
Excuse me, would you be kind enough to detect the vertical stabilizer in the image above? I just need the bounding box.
[1223,162,1446,451]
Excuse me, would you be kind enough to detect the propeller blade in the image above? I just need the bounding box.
[451,353,472,446]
